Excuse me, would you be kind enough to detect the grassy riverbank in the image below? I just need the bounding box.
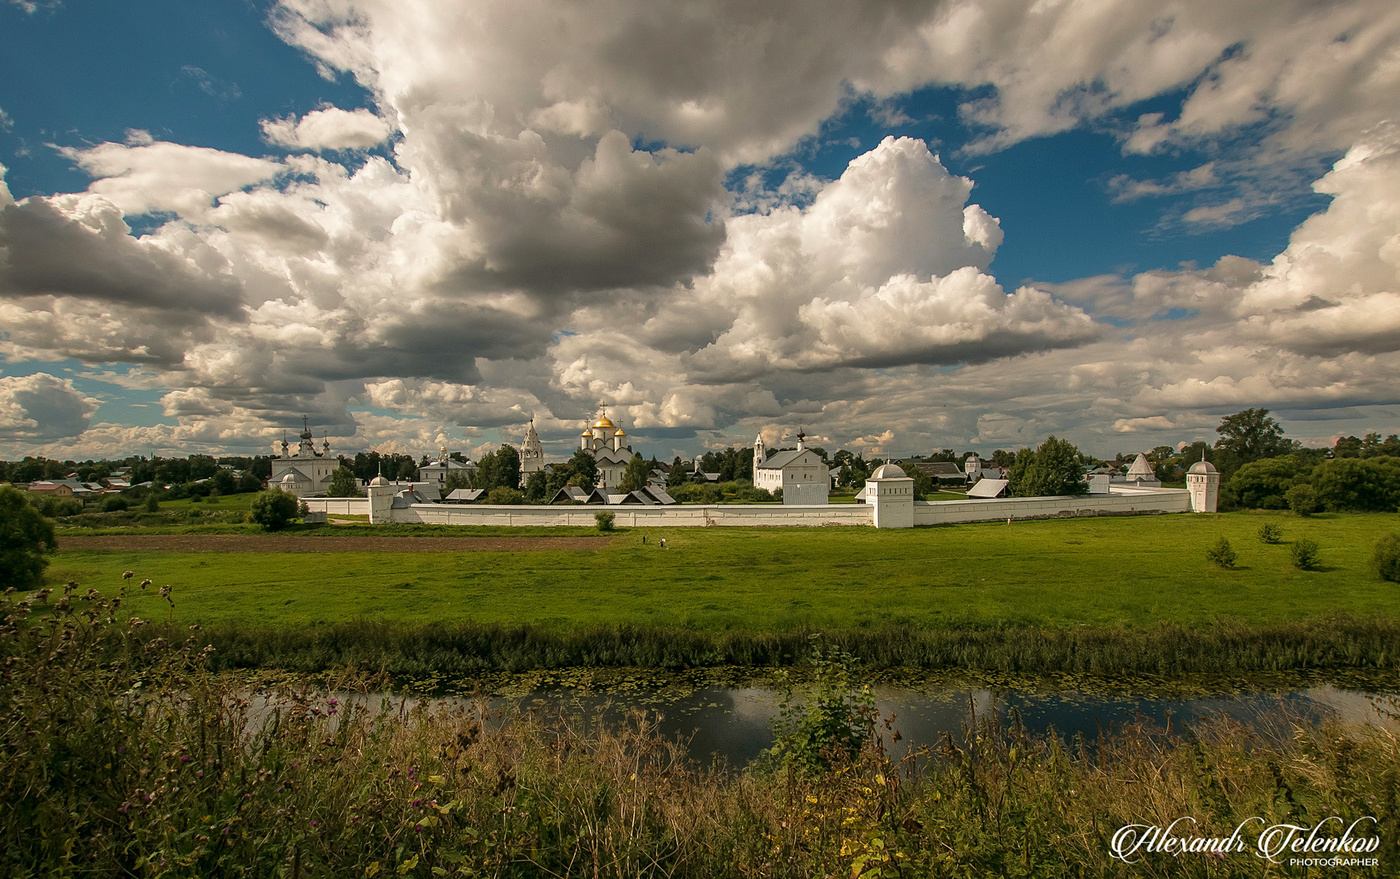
[4,587,1396,878]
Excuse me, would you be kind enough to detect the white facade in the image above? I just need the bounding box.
[753,431,829,505]
[867,463,915,528]
[1186,459,1220,512]
[269,418,338,498]
[520,420,544,486]
[578,409,635,488]
[418,450,476,501]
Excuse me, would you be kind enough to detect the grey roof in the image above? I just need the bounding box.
[444,488,484,502]
[909,461,963,478]
[967,478,1010,498]
[642,486,676,505]
[549,487,589,504]
[756,449,821,470]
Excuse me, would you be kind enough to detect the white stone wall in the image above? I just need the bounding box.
[312,487,1190,527]
[302,498,370,515]
[912,487,1191,526]
[380,503,874,527]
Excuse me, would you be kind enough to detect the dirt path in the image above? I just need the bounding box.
[60,535,613,553]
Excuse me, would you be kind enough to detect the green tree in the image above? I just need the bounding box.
[667,458,690,487]
[567,449,598,493]
[1214,408,1292,476]
[210,469,237,495]
[1007,436,1089,498]
[0,485,57,590]
[250,488,300,531]
[1221,455,1306,510]
[327,466,361,498]
[485,486,525,505]
[443,470,472,495]
[523,469,547,502]
[619,453,652,493]
[495,445,522,491]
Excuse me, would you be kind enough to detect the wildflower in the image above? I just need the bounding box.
[180,755,191,763]
[122,571,134,580]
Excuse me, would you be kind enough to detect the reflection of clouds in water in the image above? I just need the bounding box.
[1303,686,1400,730]
[240,683,1400,769]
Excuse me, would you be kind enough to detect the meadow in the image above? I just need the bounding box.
[3,586,1396,878]
[47,511,1400,631]
[33,510,1400,677]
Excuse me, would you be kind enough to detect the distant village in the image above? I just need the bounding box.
[9,408,1399,520]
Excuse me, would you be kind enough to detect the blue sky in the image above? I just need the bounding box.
[2,0,1398,462]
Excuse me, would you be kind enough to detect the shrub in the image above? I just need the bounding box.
[143,493,159,513]
[595,510,615,532]
[1286,484,1323,516]
[30,494,83,518]
[1291,538,1321,571]
[1205,537,1237,569]
[1372,533,1400,583]
[99,495,129,512]
[486,487,525,505]
[1257,523,1284,544]
[765,638,876,775]
[250,488,299,531]
[0,485,56,591]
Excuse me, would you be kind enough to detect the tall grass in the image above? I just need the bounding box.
[3,585,1397,877]
[195,616,1400,677]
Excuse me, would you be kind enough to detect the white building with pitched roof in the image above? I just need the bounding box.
[753,430,829,505]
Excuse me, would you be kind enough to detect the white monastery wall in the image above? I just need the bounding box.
[303,497,370,515]
[912,487,1191,526]
[379,503,873,527]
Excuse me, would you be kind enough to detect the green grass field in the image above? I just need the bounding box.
[46,511,1400,632]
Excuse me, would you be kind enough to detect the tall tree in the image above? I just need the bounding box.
[495,444,522,490]
[1214,408,1292,475]
[1007,436,1089,498]
[0,485,57,590]
[619,453,652,493]
[567,449,598,493]
[327,466,361,497]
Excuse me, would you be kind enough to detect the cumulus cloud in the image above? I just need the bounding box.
[0,373,99,441]
[261,106,392,151]
[61,136,282,217]
[0,192,244,316]
[6,0,1400,460]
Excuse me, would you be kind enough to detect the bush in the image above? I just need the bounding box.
[30,494,83,518]
[143,493,160,513]
[99,495,129,512]
[486,487,525,505]
[1291,538,1321,571]
[1286,484,1322,516]
[1372,533,1400,583]
[1257,523,1284,544]
[0,485,56,591]
[250,488,300,531]
[1205,537,1237,569]
[595,510,615,532]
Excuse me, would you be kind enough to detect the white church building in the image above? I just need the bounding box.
[578,409,635,489]
[269,417,338,498]
[753,430,830,505]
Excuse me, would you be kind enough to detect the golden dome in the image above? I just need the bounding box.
[581,428,592,437]
[614,428,626,436]
[592,415,616,430]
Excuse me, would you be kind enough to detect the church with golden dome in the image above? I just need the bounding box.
[578,407,635,489]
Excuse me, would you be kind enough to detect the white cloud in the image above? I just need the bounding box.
[261,106,392,151]
[61,136,282,217]
[0,373,99,441]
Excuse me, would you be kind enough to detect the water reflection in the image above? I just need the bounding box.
[489,683,1400,769]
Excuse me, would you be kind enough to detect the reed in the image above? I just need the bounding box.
[3,585,1396,877]
[191,616,1400,677]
